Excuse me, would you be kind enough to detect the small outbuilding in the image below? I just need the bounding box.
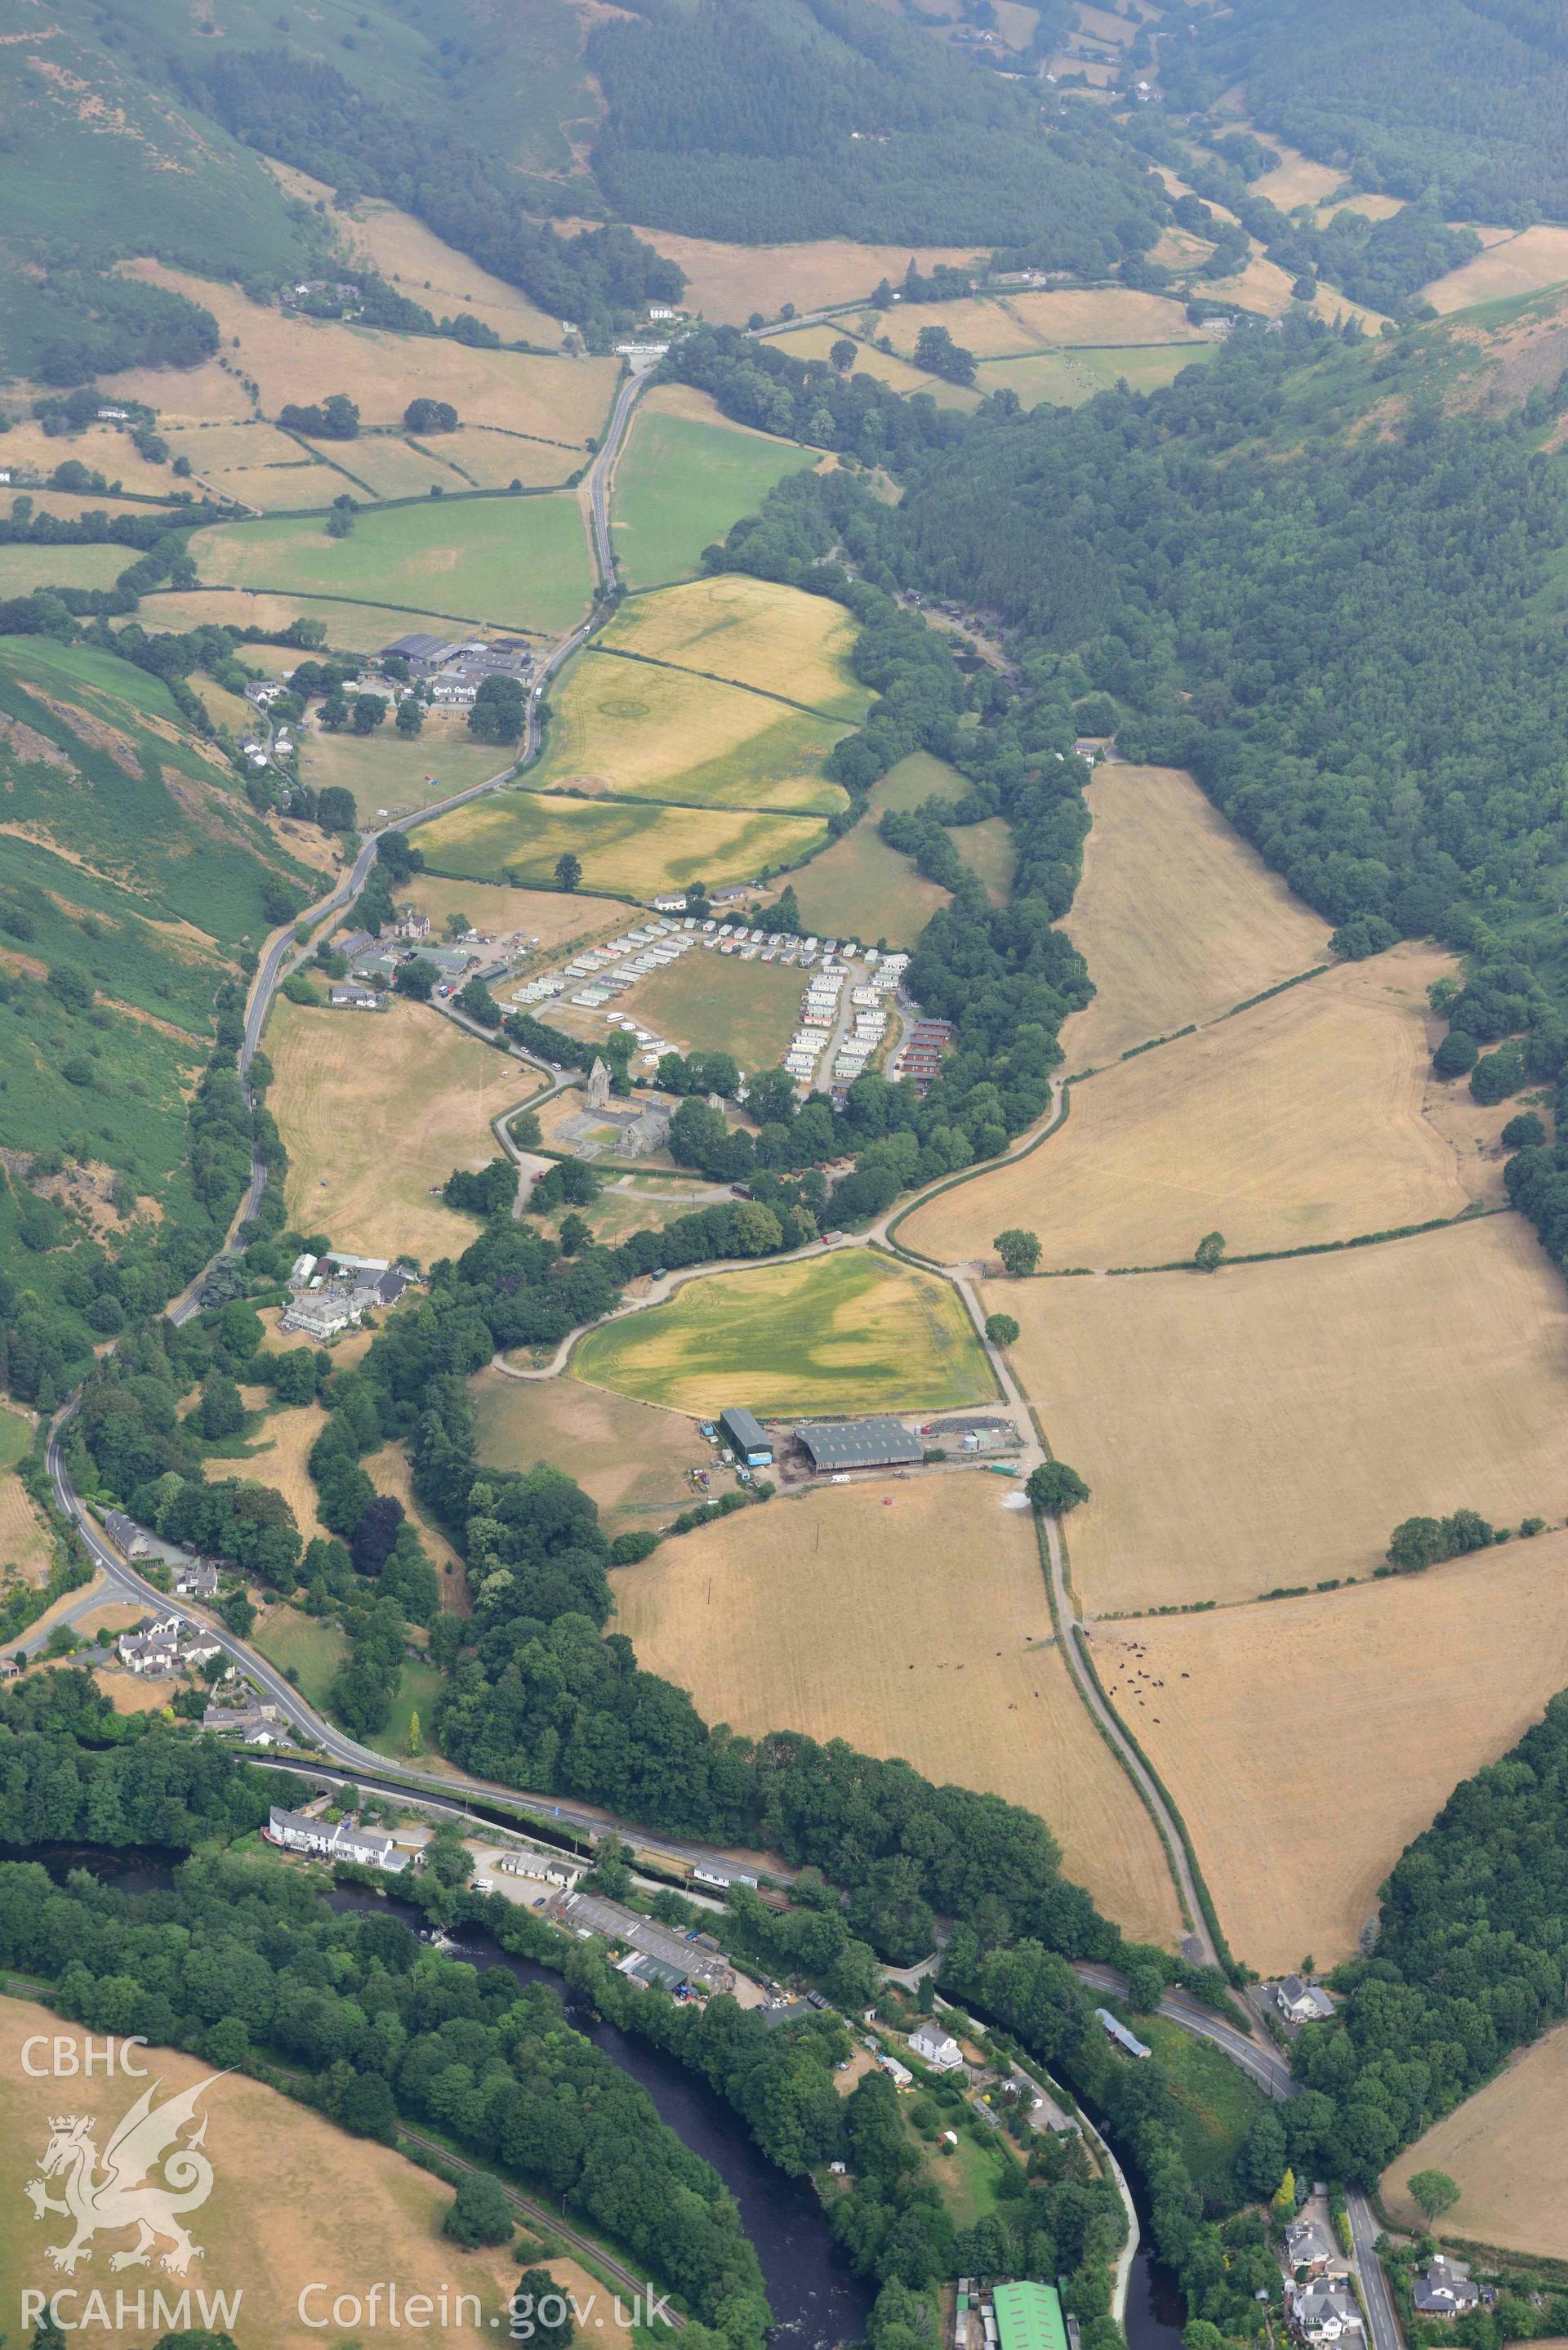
[719,1407,773,1466]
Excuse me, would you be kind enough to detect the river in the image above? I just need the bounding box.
[8,1845,870,2350]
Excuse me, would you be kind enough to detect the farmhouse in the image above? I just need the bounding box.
[1276,1976,1336,2025]
[1094,2008,1151,2059]
[719,1407,774,1468]
[908,2017,964,2071]
[796,1417,922,1473]
[265,1806,411,1874]
[1413,2259,1480,2319]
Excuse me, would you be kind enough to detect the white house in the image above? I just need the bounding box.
[265,1805,409,1874]
[1290,2283,1363,2346]
[908,2018,964,2071]
[1276,1977,1336,2025]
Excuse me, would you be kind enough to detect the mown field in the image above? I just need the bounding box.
[189,494,594,635]
[574,1248,993,1416]
[137,588,500,653]
[417,787,826,896]
[612,385,814,589]
[613,1474,1183,1946]
[905,947,1473,1269]
[0,542,132,595]
[1382,2022,1568,2258]
[253,1604,350,1708]
[1114,1531,1568,1973]
[398,875,618,957]
[623,949,804,1067]
[599,573,871,722]
[108,261,619,440]
[473,1369,713,1537]
[976,342,1216,408]
[1059,765,1333,1068]
[267,996,526,1262]
[164,418,355,511]
[528,643,849,814]
[211,1398,330,1544]
[577,224,988,323]
[992,1215,1568,1618]
[1423,225,1568,313]
[0,1994,590,2350]
[884,286,1209,358]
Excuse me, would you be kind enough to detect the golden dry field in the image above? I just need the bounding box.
[574,1247,993,1416]
[0,420,179,494]
[267,997,528,1262]
[0,1995,615,2350]
[211,1402,330,1544]
[1244,137,1346,211]
[337,194,566,347]
[527,645,850,814]
[111,263,619,440]
[364,1441,463,1582]
[1424,225,1568,311]
[421,426,581,491]
[163,419,353,509]
[884,287,1205,356]
[905,947,1482,1269]
[136,589,497,653]
[0,544,129,595]
[599,575,871,721]
[579,225,988,323]
[399,875,619,955]
[1109,1536,1568,1971]
[7,486,181,525]
[416,785,826,896]
[1058,765,1332,1068]
[0,1409,51,1586]
[614,1475,1183,1946]
[473,1370,713,1537]
[1382,2022,1568,2256]
[991,1216,1568,1616]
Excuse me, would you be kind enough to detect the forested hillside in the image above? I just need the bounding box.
[1165,0,1568,221]
[588,0,1167,259]
[841,315,1568,963]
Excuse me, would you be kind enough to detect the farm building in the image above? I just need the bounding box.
[993,2284,1070,2350]
[1094,2007,1151,2059]
[796,1417,922,1473]
[719,1407,774,1466]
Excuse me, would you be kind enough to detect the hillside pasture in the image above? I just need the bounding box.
[189,494,595,635]
[267,996,528,1262]
[1059,765,1332,1068]
[473,1369,712,1537]
[1113,1534,1568,1971]
[991,1215,1568,1617]
[574,1247,993,1416]
[1245,137,1347,211]
[0,419,180,495]
[0,1419,51,1588]
[305,431,480,502]
[416,786,826,896]
[612,384,815,586]
[527,648,849,813]
[0,1994,600,2350]
[212,1401,330,1544]
[136,588,497,653]
[338,192,566,346]
[1382,2022,1568,2258]
[976,342,1215,408]
[614,1474,1183,1946]
[165,417,354,510]
[111,262,620,441]
[398,876,619,956]
[905,947,1474,1269]
[1424,225,1568,312]
[600,574,870,720]
[421,426,583,490]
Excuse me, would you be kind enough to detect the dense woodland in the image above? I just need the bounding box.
[588,0,1166,259]
[1165,0,1568,221]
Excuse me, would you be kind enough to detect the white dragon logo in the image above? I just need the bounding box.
[24,2075,219,2276]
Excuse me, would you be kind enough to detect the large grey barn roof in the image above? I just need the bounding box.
[719,1407,769,1450]
[797,1417,921,1469]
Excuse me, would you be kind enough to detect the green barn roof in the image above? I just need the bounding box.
[993,2283,1068,2350]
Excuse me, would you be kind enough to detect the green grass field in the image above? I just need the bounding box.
[298,714,512,824]
[253,1607,349,1709]
[418,785,826,895]
[366,1660,447,1762]
[974,342,1216,409]
[875,750,969,812]
[572,1249,995,1416]
[189,492,594,633]
[0,1411,31,1474]
[1140,2016,1264,2187]
[612,407,812,590]
[790,815,951,946]
[952,815,1015,901]
[0,545,131,595]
